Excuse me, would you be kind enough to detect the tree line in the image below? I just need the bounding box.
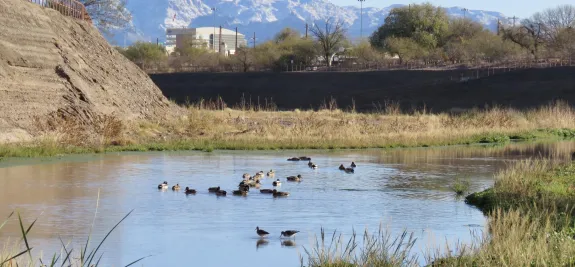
[115,3,575,72]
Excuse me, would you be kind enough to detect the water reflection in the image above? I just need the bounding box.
[281,240,297,247]
[0,141,572,266]
[256,239,269,250]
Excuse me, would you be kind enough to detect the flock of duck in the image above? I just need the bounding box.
[155,156,357,237]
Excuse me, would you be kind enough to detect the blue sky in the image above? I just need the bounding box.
[331,0,572,17]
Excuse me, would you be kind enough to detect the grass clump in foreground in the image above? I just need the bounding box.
[1,101,575,158]
[0,192,148,267]
[301,227,418,267]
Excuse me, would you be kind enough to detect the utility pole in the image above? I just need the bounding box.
[462,8,468,19]
[156,37,159,46]
[305,23,308,39]
[253,32,256,49]
[358,0,365,39]
[211,7,217,51]
[508,16,518,26]
[219,25,222,54]
[497,18,501,35]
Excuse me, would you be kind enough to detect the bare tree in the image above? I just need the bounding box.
[80,0,132,35]
[310,18,347,67]
[531,4,575,42]
[503,20,546,59]
[234,47,253,72]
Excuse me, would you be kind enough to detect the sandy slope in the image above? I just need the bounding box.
[0,0,175,142]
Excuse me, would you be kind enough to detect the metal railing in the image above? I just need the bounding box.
[27,0,92,23]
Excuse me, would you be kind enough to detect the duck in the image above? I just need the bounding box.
[238,184,250,192]
[339,164,346,170]
[266,170,275,177]
[253,173,264,181]
[184,187,197,194]
[256,171,264,176]
[272,179,282,186]
[242,173,252,180]
[345,168,355,173]
[260,189,275,194]
[273,191,290,197]
[208,186,221,193]
[232,190,248,196]
[299,156,311,161]
[256,227,270,237]
[351,162,357,168]
[287,175,302,182]
[287,157,301,161]
[280,230,300,238]
[215,190,227,196]
[308,161,318,169]
[157,181,168,189]
[172,184,181,191]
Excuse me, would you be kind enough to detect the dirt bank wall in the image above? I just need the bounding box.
[0,0,174,142]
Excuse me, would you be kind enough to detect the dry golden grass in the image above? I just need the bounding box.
[432,208,575,267]
[131,100,575,149]
[1,101,574,157]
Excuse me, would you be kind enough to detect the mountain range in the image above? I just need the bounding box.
[112,0,508,46]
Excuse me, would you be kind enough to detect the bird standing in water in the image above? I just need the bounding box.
[280,230,300,239]
[256,227,270,238]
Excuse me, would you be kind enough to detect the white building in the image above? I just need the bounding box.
[165,27,247,55]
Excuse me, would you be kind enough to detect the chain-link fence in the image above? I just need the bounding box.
[27,0,91,23]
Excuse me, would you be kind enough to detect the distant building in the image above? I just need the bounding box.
[165,27,247,55]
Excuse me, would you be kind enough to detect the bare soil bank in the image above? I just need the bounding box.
[0,0,175,142]
[150,67,575,112]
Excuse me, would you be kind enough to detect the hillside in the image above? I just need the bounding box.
[118,0,506,44]
[150,67,575,112]
[0,0,174,142]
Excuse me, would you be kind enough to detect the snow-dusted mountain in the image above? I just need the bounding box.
[113,0,507,45]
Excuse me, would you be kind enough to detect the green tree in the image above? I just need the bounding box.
[175,35,209,58]
[385,37,427,63]
[120,42,167,69]
[444,18,486,44]
[274,28,302,44]
[552,27,575,58]
[348,41,385,63]
[370,3,449,50]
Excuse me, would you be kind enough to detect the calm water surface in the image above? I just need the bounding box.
[1,141,574,266]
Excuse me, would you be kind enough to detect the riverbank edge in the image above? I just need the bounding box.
[0,128,574,159]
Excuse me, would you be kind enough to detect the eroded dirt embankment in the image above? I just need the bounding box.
[0,0,175,142]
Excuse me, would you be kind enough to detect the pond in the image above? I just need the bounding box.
[1,141,574,266]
